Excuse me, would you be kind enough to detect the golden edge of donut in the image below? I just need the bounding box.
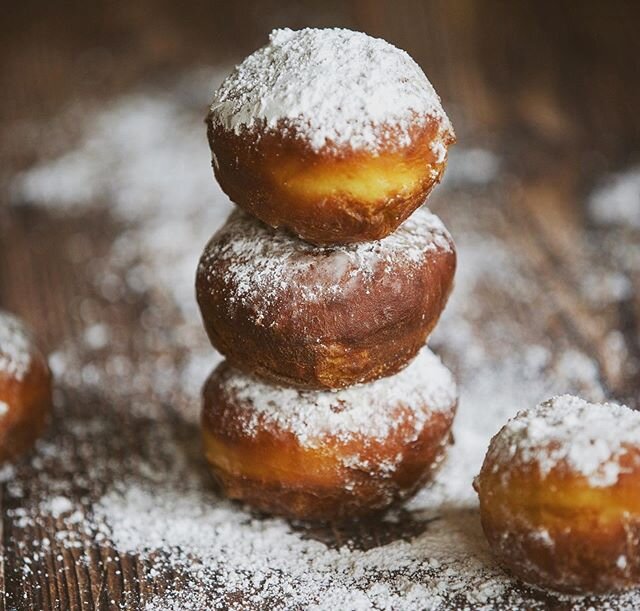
[207,115,455,245]
[475,452,640,594]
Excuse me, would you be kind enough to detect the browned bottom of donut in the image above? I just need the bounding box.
[203,302,447,391]
[203,426,451,522]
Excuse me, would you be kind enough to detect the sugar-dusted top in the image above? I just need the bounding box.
[0,311,33,382]
[484,395,640,487]
[216,346,457,449]
[197,205,453,324]
[208,28,453,152]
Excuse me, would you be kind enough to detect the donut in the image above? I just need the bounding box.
[202,346,457,521]
[196,205,455,390]
[0,311,52,464]
[207,28,455,245]
[474,395,640,594]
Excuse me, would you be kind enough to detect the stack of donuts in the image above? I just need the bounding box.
[196,28,458,521]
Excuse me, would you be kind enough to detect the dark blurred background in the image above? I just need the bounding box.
[1,0,639,170]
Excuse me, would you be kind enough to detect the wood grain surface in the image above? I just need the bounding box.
[1,1,639,609]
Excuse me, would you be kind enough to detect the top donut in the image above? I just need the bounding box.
[207,28,455,245]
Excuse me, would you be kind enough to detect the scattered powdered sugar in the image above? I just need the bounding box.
[40,495,74,519]
[588,166,640,229]
[0,310,33,382]
[441,148,501,188]
[96,481,513,611]
[5,68,638,610]
[209,28,453,152]
[198,205,452,318]
[486,395,640,487]
[11,75,233,319]
[0,463,15,482]
[218,346,456,449]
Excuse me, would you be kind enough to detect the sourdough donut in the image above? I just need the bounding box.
[207,28,455,245]
[0,311,52,464]
[474,395,640,594]
[196,205,455,390]
[202,346,457,521]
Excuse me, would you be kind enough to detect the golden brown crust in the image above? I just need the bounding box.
[196,210,456,390]
[475,445,640,594]
[201,361,457,521]
[0,349,52,464]
[207,118,454,245]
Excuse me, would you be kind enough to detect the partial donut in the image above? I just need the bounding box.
[474,395,640,594]
[0,311,52,464]
[207,28,455,245]
[202,347,457,521]
[196,205,456,390]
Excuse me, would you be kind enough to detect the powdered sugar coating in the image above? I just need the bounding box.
[209,28,453,152]
[0,311,33,382]
[215,346,457,448]
[198,205,453,324]
[485,395,640,487]
[589,166,640,229]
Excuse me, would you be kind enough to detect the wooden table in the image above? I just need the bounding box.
[1,2,639,609]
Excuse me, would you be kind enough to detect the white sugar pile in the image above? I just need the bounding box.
[589,166,640,229]
[484,395,640,487]
[7,68,638,610]
[0,310,33,381]
[209,28,452,152]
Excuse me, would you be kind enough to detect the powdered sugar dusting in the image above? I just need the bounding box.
[209,28,453,152]
[589,166,640,229]
[217,346,456,450]
[486,395,640,487]
[40,495,75,519]
[11,77,234,319]
[0,310,33,382]
[198,205,453,321]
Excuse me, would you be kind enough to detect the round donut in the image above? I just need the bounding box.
[207,28,455,245]
[202,346,457,521]
[474,395,640,594]
[0,311,52,464]
[196,205,455,390]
